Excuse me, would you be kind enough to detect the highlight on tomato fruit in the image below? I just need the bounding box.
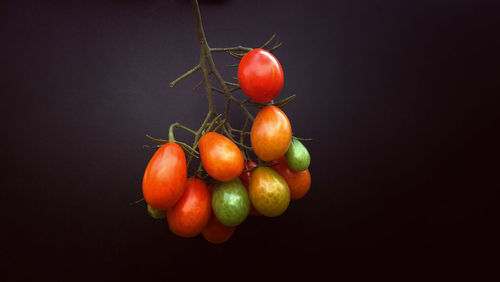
[251,105,292,161]
[201,213,236,244]
[142,142,187,210]
[238,48,284,103]
[248,166,290,217]
[198,132,244,182]
[271,157,311,200]
[212,178,250,226]
[166,177,212,238]
[285,137,311,171]
[239,161,261,216]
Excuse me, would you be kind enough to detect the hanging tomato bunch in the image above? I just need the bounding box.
[139,0,312,244]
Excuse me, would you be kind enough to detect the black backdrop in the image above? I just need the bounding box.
[1,0,498,280]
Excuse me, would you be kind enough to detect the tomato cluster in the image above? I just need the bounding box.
[141,48,311,244]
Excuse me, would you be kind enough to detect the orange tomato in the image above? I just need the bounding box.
[198,132,244,182]
[249,166,290,217]
[166,178,212,238]
[271,157,311,200]
[201,213,236,244]
[142,142,187,210]
[251,105,292,161]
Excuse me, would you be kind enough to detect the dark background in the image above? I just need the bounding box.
[1,0,498,280]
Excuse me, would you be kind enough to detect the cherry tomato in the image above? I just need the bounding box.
[142,142,187,210]
[239,161,261,216]
[238,48,284,103]
[212,178,250,226]
[251,105,292,161]
[201,213,236,244]
[271,157,311,200]
[199,132,244,182]
[285,138,311,171]
[166,177,212,238]
[249,166,290,217]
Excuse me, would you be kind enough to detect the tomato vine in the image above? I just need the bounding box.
[146,0,298,178]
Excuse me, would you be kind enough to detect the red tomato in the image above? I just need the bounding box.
[198,132,244,182]
[239,161,261,216]
[142,142,187,210]
[239,161,258,187]
[271,157,311,200]
[166,178,212,238]
[251,105,292,161]
[201,213,236,244]
[238,48,284,103]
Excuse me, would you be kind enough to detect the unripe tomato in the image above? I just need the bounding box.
[251,105,292,161]
[147,204,166,219]
[142,142,187,210]
[201,214,236,244]
[249,166,290,217]
[271,157,311,200]
[199,132,244,182]
[212,178,250,227]
[285,138,311,171]
[238,48,284,103]
[239,161,261,216]
[166,178,212,238]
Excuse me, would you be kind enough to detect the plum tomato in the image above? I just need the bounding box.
[285,137,311,171]
[251,105,292,161]
[166,178,212,238]
[201,213,236,244]
[212,178,250,227]
[238,48,284,103]
[142,142,187,210]
[249,166,290,217]
[198,132,244,182]
[271,157,311,200]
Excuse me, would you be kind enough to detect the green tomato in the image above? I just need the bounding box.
[212,178,250,227]
[285,138,310,171]
[147,204,166,219]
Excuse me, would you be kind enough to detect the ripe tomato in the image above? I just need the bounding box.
[238,48,284,103]
[249,166,290,217]
[239,161,261,216]
[142,142,187,210]
[251,105,292,161]
[198,132,244,182]
[166,178,212,238]
[212,178,250,226]
[201,213,236,244]
[285,138,311,171]
[271,157,311,200]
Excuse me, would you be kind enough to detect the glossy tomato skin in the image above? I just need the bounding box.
[249,166,290,217]
[142,142,187,210]
[199,132,244,182]
[212,178,250,227]
[271,157,311,200]
[201,213,236,244]
[166,178,212,238]
[251,105,292,161]
[238,48,284,103]
[285,138,311,171]
[239,161,260,216]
